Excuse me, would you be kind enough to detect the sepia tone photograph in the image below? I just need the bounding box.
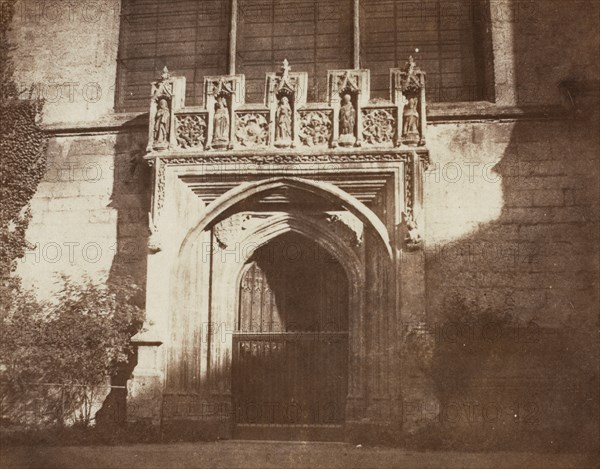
[0,0,598,468]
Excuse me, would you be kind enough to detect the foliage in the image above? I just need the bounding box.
[0,0,48,284]
[0,277,144,426]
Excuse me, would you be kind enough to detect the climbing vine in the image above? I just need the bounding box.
[0,0,48,289]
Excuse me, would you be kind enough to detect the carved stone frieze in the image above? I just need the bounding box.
[404,158,414,218]
[362,108,396,145]
[298,110,332,147]
[175,114,207,149]
[235,113,269,147]
[157,152,414,166]
[156,162,166,218]
[147,162,166,254]
[148,60,428,153]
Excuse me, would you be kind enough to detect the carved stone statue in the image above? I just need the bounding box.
[153,98,170,148]
[212,96,230,148]
[339,94,355,135]
[402,97,420,145]
[275,96,292,147]
[338,94,355,146]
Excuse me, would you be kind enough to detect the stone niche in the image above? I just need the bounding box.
[129,59,433,441]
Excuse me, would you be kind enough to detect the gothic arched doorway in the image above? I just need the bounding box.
[232,232,349,440]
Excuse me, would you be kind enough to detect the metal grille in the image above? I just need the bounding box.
[232,333,348,427]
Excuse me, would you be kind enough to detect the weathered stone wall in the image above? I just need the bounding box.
[7,0,121,124]
[410,0,600,450]
[16,130,149,298]
[418,116,599,450]
[8,0,599,450]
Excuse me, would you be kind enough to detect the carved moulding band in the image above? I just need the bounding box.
[149,151,430,166]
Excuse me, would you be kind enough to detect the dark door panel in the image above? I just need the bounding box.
[232,233,349,440]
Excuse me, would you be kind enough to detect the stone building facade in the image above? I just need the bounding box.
[9,0,599,449]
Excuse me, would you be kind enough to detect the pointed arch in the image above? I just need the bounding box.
[232,212,365,292]
[179,176,393,258]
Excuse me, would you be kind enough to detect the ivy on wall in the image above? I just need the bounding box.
[0,0,48,286]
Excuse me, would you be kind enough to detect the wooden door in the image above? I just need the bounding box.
[232,233,348,440]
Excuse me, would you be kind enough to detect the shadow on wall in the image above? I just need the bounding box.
[417,0,599,452]
[96,116,151,428]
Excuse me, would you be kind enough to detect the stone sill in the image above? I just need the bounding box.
[427,101,568,123]
[42,112,147,136]
[42,102,569,136]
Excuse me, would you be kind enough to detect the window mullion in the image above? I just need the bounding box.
[229,0,238,75]
[353,0,360,69]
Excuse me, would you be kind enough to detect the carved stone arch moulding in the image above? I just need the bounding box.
[227,212,366,294]
[170,209,373,414]
[146,150,429,255]
[178,176,394,260]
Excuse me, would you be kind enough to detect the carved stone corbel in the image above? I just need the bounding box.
[399,149,428,251]
[325,212,364,249]
[401,211,423,252]
[148,220,162,254]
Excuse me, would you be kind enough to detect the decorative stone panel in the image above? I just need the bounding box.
[175,113,207,150]
[235,112,269,148]
[145,58,428,154]
[362,108,396,146]
[298,110,333,147]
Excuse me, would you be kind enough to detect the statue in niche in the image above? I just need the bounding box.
[338,93,356,146]
[212,96,230,147]
[153,98,170,147]
[402,96,420,145]
[339,94,355,135]
[275,96,292,147]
